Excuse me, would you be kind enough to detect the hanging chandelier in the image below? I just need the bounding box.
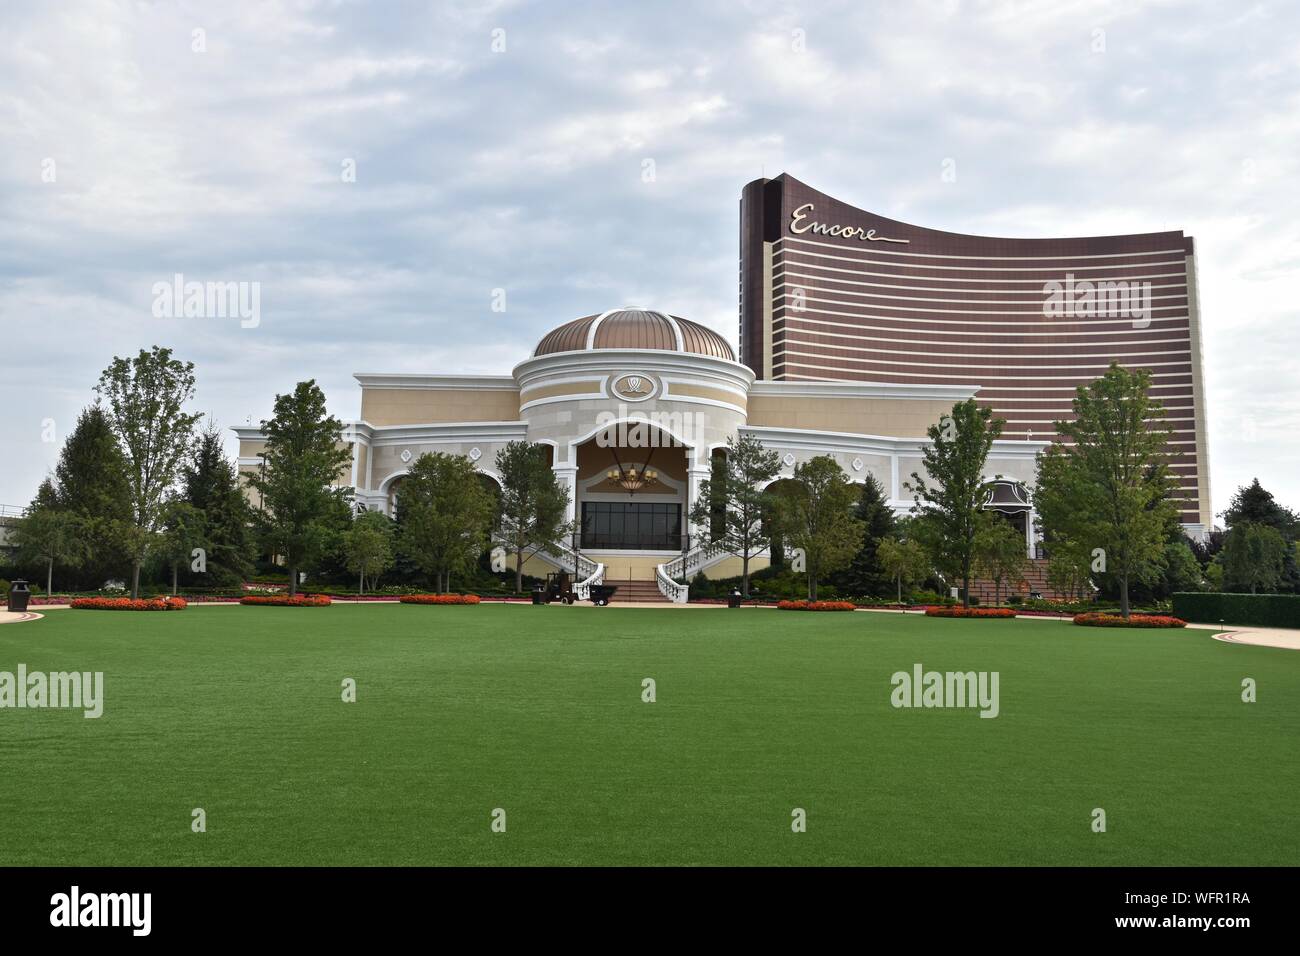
[607,464,659,492]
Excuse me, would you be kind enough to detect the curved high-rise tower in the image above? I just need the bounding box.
[739,173,1212,534]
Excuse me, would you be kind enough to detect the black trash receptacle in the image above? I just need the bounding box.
[531,586,545,605]
[727,588,743,609]
[7,579,31,613]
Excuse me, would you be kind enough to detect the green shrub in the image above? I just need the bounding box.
[1172,592,1300,629]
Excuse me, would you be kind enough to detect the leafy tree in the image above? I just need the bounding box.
[1043,537,1094,602]
[1032,364,1178,618]
[829,473,898,598]
[156,500,208,596]
[1160,538,1204,595]
[688,433,781,597]
[906,399,1004,608]
[11,507,87,596]
[877,534,930,604]
[1221,479,1300,594]
[493,442,571,593]
[1218,523,1287,594]
[975,519,1028,606]
[246,380,353,596]
[95,347,203,597]
[344,510,397,594]
[769,455,865,600]
[182,421,255,586]
[396,453,495,591]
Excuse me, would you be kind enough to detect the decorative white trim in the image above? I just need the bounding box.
[585,308,622,350]
[657,311,686,351]
[353,373,518,391]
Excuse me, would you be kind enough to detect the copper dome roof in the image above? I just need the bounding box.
[533,309,735,361]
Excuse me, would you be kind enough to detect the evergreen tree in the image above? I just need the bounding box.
[1222,479,1299,536]
[182,422,255,586]
[829,473,897,598]
[46,405,133,588]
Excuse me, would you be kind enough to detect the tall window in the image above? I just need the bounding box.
[581,502,682,550]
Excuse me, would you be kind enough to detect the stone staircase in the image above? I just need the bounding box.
[969,558,1076,604]
[609,576,674,604]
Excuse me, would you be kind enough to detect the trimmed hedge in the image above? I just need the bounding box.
[1073,612,1186,629]
[1172,592,1300,629]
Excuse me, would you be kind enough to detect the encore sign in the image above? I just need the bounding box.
[789,203,910,244]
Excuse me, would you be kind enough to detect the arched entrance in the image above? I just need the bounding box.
[573,422,689,553]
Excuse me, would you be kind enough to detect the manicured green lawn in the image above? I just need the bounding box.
[1,604,1296,866]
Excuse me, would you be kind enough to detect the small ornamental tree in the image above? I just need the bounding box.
[493,442,570,593]
[688,434,781,597]
[975,519,1029,606]
[344,509,396,594]
[906,399,1005,608]
[12,507,87,596]
[156,500,208,596]
[877,533,930,604]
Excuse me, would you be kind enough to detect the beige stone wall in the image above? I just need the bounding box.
[746,394,951,437]
[361,387,522,426]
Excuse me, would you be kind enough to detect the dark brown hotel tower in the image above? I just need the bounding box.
[739,173,1212,534]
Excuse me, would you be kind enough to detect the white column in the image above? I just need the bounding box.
[554,465,579,527]
[1025,508,1036,559]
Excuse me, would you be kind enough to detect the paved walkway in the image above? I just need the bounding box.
[0,610,44,623]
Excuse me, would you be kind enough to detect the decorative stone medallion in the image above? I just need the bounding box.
[400,449,412,463]
[610,372,660,402]
[468,447,482,461]
[782,453,796,467]
[852,457,864,472]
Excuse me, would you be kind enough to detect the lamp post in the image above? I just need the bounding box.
[679,528,691,588]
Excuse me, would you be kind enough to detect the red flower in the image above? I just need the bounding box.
[1072,612,1186,628]
[398,594,482,605]
[777,600,856,611]
[923,606,1017,618]
[71,596,186,611]
[239,594,332,607]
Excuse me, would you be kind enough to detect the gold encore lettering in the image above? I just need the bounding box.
[789,203,910,244]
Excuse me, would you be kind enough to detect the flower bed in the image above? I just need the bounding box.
[71,596,187,611]
[777,600,856,611]
[924,606,1017,619]
[1073,612,1186,628]
[399,594,482,605]
[239,594,331,607]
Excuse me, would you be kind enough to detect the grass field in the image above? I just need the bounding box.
[1,604,1297,866]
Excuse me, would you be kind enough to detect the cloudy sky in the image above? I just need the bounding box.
[2,0,1297,519]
